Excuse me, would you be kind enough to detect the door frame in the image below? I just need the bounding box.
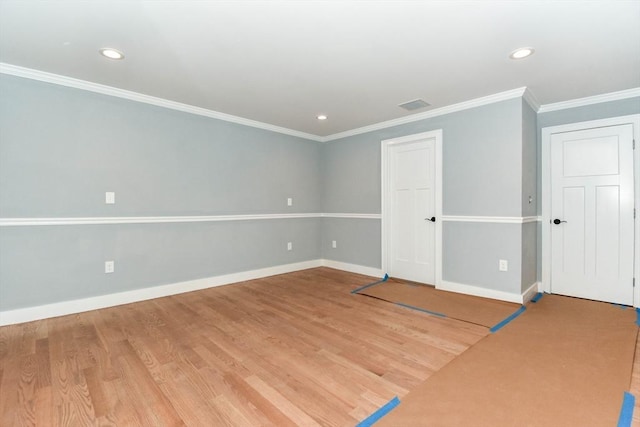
[541,114,640,306]
[381,129,443,285]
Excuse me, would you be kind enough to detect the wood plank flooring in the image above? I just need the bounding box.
[0,268,488,426]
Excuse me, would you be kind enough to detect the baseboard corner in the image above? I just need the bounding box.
[320,259,384,278]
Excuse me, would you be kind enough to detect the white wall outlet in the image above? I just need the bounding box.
[105,260,115,274]
[499,259,508,272]
[332,240,337,248]
[287,197,293,206]
[287,242,292,251]
[105,191,115,204]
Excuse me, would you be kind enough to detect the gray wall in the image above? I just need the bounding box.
[521,100,538,291]
[1,75,321,217]
[321,99,523,217]
[0,74,322,311]
[321,98,529,295]
[3,71,637,312]
[442,222,522,293]
[0,219,320,309]
[320,218,380,268]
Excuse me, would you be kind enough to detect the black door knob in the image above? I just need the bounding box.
[553,218,567,225]
[429,217,436,222]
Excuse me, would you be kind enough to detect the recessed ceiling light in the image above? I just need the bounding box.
[99,48,125,60]
[317,115,328,120]
[509,47,535,60]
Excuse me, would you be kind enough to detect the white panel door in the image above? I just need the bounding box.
[550,124,635,305]
[389,138,436,284]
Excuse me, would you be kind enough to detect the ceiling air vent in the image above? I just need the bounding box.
[398,99,430,111]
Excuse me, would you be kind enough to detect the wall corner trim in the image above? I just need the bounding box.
[538,87,640,113]
[522,87,541,112]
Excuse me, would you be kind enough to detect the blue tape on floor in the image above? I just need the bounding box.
[617,392,635,427]
[490,305,526,333]
[530,292,544,303]
[351,274,389,294]
[356,396,400,427]
[636,308,640,326]
[396,302,446,318]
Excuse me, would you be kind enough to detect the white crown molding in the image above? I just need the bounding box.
[442,215,540,224]
[322,87,528,142]
[522,87,540,112]
[538,87,640,113]
[4,62,636,143]
[0,62,323,142]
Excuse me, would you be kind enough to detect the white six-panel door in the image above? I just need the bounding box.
[388,138,437,284]
[550,124,635,305]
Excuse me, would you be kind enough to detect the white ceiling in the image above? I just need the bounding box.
[1,0,639,137]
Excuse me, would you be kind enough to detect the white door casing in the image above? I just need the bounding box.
[542,115,639,306]
[382,130,443,285]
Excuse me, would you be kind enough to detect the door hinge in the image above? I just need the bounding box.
[634,278,636,288]
[634,139,636,150]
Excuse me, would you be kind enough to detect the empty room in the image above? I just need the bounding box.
[1,1,640,425]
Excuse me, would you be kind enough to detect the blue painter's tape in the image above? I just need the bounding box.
[635,308,640,327]
[356,396,400,427]
[530,292,544,303]
[396,302,446,318]
[351,274,389,294]
[490,305,526,333]
[617,392,635,427]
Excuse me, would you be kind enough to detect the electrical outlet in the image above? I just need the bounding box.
[287,242,292,251]
[287,197,293,206]
[332,240,337,248]
[105,192,115,204]
[499,259,508,272]
[105,260,115,274]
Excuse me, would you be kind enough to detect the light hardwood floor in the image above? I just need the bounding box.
[2,267,639,426]
[0,268,488,426]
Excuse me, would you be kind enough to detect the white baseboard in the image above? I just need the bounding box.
[321,259,384,278]
[2,258,537,326]
[0,259,323,326]
[437,280,531,304]
[521,282,540,304]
